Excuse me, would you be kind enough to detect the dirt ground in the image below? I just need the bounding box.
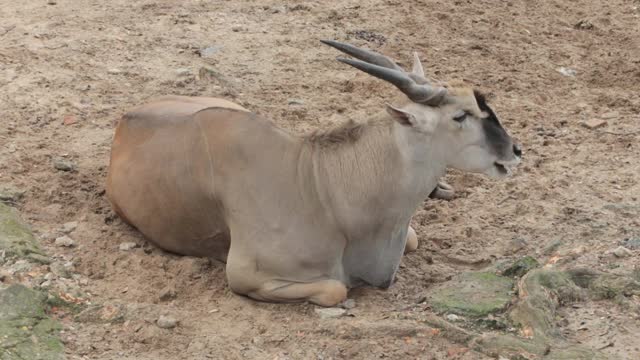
[1,0,639,359]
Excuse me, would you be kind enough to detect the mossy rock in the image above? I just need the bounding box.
[429,272,514,317]
[0,202,47,260]
[503,256,540,278]
[0,284,65,360]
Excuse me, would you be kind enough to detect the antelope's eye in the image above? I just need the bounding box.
[453,112,468,123]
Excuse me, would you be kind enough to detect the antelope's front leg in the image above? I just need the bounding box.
[429,181,455,200]
[404,226,418,253]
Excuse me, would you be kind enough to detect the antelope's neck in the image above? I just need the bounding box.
[307,120,445,234]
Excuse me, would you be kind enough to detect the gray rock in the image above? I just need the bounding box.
[446,313,462,321]
[622,237,640,250]
[314,307,346,319]
[0,203,47,259]
[119,242,139,251]
[175,68,191,77]
[612,246,632,258]
[26,253,51,264]
[0,186,25,203]
[557,67,577,77]
[288,98,305,106]
[54,235,75,247]
[158,285,177,301]
[340,299,356,309]
[198,45,222,58]
[61,221,78,234]
[53,158,75,172]
[270,5,286,13]
[40,280,52,288]
[11,260,32,273]
[187,339,207,352]
[157,315,178,329]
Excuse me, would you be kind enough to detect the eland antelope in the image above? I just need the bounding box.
[106,40,522,306]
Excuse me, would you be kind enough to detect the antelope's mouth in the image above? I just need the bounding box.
[494,161,510,175]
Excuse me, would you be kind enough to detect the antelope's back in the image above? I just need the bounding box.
[105,96,249,256]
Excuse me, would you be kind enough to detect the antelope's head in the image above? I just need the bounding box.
[322,40,522,178]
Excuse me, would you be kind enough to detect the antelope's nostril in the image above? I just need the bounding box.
[513,144,522,157]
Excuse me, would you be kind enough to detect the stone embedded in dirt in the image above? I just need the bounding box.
[119,242,139,251]
[446,314,462,322]
[429,272,514,317]
[75,304,126,324]
[107,68,122,75]
[61,221,78,234]
[157,315,178,329]
[0,186,25,203]
[556,67,577,77]
[197,45,222,58]
[574,19,594,30]
[314,307,347,319]
[175,68,191,77]
[54,235,75,247]
[158,285,177,301]
[62,115,77,125]
[581,119,607,130]
[601,111,619,119]
[340,299,356,309]
[622,237,640,250]
[0,202,47,259]
[288,98,305,106]
[503,256,540,278]
[612,246,632,258]
[53,158,76,172]
[26,253,51,265]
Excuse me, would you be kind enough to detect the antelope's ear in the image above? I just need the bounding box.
[386,104,415,127]
[386,103,437,134]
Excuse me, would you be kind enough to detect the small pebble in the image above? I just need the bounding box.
[314,307,346,319]
[157,315,178,329]
[119,242,139,251]
[158,285,177,301]
[107,68,122,75]
[53,158,75,172]
[612,246,632,258]
[581,119,607,130]
[54,235,75,247]
[622,237,640,250]
[175,68,191,77]
[340,299,356,309]
[600,111,619,119]
[198,45,222,58]
[557,67,577,77]
[61,221,78,234]
[446,314,462,322]
[288,98,305,106]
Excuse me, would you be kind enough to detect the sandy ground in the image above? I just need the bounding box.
[1,0,639,359]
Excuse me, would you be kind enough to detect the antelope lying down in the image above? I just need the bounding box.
[106,41,521,306]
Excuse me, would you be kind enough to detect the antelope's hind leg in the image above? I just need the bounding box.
[404,226,418,253]
[429,181,455,200]
[246,279,348,307]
